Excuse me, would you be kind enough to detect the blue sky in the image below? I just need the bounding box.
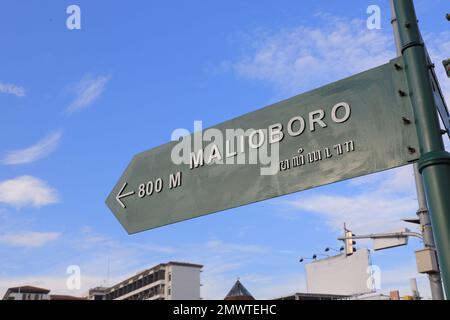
[0,0,449,299]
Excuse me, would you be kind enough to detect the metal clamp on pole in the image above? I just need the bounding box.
[418,151,450,173]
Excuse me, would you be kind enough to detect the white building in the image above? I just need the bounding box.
[2,286,50,300]
[103,261,203,300]
[88,287,109,300]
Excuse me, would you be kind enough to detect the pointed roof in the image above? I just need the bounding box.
[224,279,255,300]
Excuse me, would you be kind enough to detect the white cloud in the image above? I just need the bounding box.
[67,74,110,113]
[1,130,62,165]
[289,193,416,234]
[350,165,416,193]
[0,232,61,248]
[0,82,26,97]
[228,16,395,96]
[133,243,178,254]
[207,240,268,254]
[74,227,178,254]
[0,176,59,208]
[377,165,416,194]
[285,166,417,234]
[226,14,450,107]
[423,31,450,104]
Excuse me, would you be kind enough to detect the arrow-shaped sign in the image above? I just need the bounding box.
[106,57,420,234]
[116,182,135,209]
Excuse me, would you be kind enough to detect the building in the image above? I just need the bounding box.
[50,294,87,300]
[274,292,350,300]
[305,249,372,296]
[102,261,203,300]
[348,293,391,300]
[274,292,393,300]
[224,279,255,300]
[2,285,87,300]
[88,287,109,300]
[2,286,50,300]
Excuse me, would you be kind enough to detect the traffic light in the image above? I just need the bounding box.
[344,229,356,256]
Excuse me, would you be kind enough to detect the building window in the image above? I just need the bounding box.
[168,287,171,295]
[168,273,171,282]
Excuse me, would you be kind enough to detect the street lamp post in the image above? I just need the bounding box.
[389,0,445,300]
[392,0,450,299]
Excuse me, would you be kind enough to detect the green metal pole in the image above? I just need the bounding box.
[394,0,450,299]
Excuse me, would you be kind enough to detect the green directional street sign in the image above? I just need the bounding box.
[106,56,420,234]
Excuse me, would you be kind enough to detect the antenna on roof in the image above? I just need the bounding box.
[107,257,110,287]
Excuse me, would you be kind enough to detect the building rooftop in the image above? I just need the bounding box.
[6,286,50,294]
[167,261,203,269]
[224,280,255,300]
[274,292,351,300]
[108,261,203,292]
[50,294,87,300]
[2,285,51,300]
[89,287,109,294]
